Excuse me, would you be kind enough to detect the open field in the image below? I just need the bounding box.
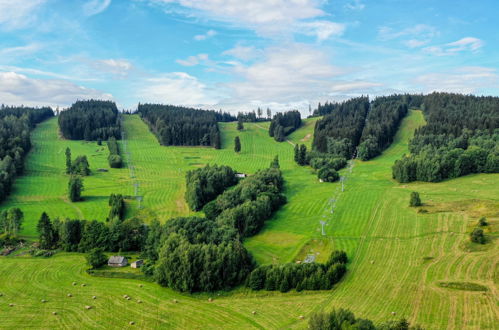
[0,111,497,329]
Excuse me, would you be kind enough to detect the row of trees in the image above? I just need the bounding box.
[313,97,370,157]
[309,308,422,330]
[37,212,146,252]
[0,208,24,237]
[185,164,237,211]
[138,104,235,148]
[358,96,408,160]
[269,111,302,142]
[0,106,53,203]
[108,194,125,221]
[247,250,347,292]
[58,100,121,140]
[107,137,123,168]
[393,93,499,182]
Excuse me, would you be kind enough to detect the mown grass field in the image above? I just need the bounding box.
[0,111,497,329]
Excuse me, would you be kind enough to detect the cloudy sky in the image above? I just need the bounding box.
[1,0,498,111]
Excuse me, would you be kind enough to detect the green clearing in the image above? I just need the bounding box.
[0,111,497,329]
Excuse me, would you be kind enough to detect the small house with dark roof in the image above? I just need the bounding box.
[108,256,128,267]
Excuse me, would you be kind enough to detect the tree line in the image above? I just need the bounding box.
[58,100,121,141]
[247,250,347,292]
[185,164,238,211]
[138,104,235,148]
[107,137,123,168]
[108,194,125,222]
[269,111,302,142]
[393,93,499,182]
[0,106,53,203]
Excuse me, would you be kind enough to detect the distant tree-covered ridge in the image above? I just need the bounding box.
[269,110,302,142]
[138,104,235,149]
[0,105,53,203]
[393,92,499,182]
[58,100,121,141]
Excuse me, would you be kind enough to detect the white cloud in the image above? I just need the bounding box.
[92,58,133,77]
[345,0,365,11]
[222,45,260,61]
[404,39,429,48]
[152,0,343,40]
[194,29,216,41]
[176,54,209,66]
[0,0,46,29]
[378,24,437,48]
[0,71,112,107]
[423,37,484,56]
[0,43,42,58]
[137,72,221,106]
[83,0,112,16]
[414,67,498,94]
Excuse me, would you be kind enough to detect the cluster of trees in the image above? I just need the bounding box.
[107,137,122,168]
[269,111,302,142]
[138,104,235,148]
[203,168,286,237]
[185,165,237,211]
[309,308,422,330]
[393,93,499,182]
[470,217,488,244]
[294,144,345,183]
[247,250,347,292]
[36,212,147,252]
[108,194,125,221]
[58,100,121,140]
[68,176,84,202]
[313,97,370,157]
[409,192,422,207]
[65,148,90,176]
[236,108,272,121]
[358,96,408,160]
[0,208,24,237]
[0,106,53,202]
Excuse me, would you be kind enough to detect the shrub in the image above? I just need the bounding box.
[409,191,422,207]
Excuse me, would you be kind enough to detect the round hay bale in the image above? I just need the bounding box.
[370,260,374,264]
[41,299,47,303]
[208,298,213,302]
[92,296,97,299]
[81,284,86,287]
[72,282,77,286]
[252,311,256,315]
[0,293,3,296]
[67,294,72,297]
[137,300,142,304]
[126,297,131,300]
[52,312,57,315]
[139,284,143,288]
[299,315,304,320]
[9,303,14,307]
[173,299,178,304]
[129,321,135,325]
[391,312,396,315]
[85,305,92,310]
[123,295,128,299]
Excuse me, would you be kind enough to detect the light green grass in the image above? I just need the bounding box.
[0,111,497,329]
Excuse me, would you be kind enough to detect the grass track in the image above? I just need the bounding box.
[0,111,497,329]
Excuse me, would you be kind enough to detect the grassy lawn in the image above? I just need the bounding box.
[0,111,497,329]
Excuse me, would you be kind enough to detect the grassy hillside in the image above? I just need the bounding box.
[0,111,497,329]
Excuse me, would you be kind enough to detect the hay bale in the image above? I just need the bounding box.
[85,305,92,310]
[173,299,178,303]
[0,293,3,296]
[9,303,14,307]
[126,297,131,300]
[370,260,374,264]
[123,295,128,299]
[41,299,47,303]
[391,312,396,315]
[139,284,143,288]
[137,300,142,304]
[208,297,213,302]
[129,321,135,325]
[67,294,72,297]
[299,315,304,320]
[252,311,256,315]
[81,284,86,287]
[72,282,77,286]
[52,312,57,315]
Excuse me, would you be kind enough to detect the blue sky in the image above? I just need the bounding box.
[0,0,498,112]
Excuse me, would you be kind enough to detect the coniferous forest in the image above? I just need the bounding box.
[138,104,235,148]
[58,100,121,140]
[393,93,499,182]
[269,111,302,142]
[0,105,53,202]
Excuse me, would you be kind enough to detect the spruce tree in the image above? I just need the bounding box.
[270,155,280,169]
[294,144,299,164]
[234,136,241,153]
[65,147,71,174]
[37,212,55,249]
[68,176,83,202]
[409,191,422,207]
[299,144,307,165]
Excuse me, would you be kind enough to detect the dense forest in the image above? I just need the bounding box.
[313,97,370,157]
[58,100,121,140]
[0,106,53,203]
[138,104,235,148]
[357,96,408,160]
[269,111,302,142]
[185,165,237,211]
[248,250,347,292]
[393,93,499,182]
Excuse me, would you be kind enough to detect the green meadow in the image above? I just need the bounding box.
[0,111,497,329]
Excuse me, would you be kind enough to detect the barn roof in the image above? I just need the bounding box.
[108,256,126,264]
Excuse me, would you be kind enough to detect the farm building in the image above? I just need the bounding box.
[131,260,144,268]
[235,173,247,178]
[108,256,128,267]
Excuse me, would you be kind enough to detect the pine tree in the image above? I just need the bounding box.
[234,136,241,153]
[294,144,300,164]
[68,176,83,202]
[237,118,244,130]
[409,191,422,207]
[65,147,71,174]
[37,212,55,249]
[299,144,307,165]
[270,155,280,169]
